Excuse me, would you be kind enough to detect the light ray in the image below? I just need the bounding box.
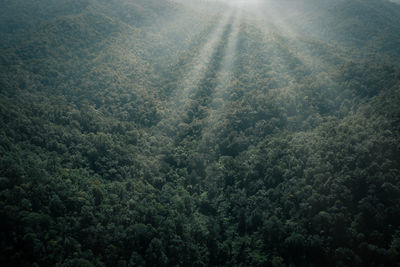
[162,9,235,127]
[199,10,243,150]
[208,10,243,117]
[241,1,347,123]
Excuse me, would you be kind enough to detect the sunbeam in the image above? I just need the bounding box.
[198,9,243,152]
[240,0,347,115]
[206,10,243,120]
[162,9,235,128]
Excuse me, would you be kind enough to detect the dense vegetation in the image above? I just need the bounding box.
[1,0,400,266]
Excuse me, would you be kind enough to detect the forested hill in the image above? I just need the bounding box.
[1,0,400,266]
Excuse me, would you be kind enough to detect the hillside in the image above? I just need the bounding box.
[1,0,400,266]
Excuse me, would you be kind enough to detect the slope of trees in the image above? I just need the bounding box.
[1,0,400,266]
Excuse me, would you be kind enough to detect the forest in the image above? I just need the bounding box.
[1,0,400,266]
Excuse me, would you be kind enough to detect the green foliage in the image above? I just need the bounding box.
[1,0,400,266]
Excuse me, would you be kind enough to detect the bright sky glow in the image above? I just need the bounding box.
[220,0,262,7]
